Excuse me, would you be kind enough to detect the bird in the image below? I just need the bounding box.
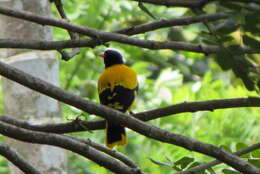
[97,49,138,148]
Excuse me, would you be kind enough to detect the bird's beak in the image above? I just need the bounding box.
[98,53,105,58]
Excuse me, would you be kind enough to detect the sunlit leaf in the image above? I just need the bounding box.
[236,142,250,158]
[207,167,217,174]
[220,145,232,152]
[248,159,260,168]
[252,149,260,158]
[222,169,240,174]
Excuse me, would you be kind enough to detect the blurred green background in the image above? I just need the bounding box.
[1,0,260,174]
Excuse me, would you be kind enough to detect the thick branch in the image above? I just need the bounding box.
[0,62,259,173]
[179,142,260,174]
[0,143,42,174]
[0,122,138,174]
[1,96,260,133]
[0,115,139,170]
[0,38,220,54]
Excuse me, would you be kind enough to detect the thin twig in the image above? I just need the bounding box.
[138,2,157,19]
[131,0,210,8]
[51,0,80,60]
[116,13,228,35]
[66,135,139,169]
[131,0,260,7]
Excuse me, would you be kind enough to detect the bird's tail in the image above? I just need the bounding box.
[105,121,127,148]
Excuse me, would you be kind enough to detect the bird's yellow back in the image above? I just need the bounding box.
[97,63,138,148]
[98,64,138,93]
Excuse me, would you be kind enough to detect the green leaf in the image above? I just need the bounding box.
[218,36,234,43]
[227,45,244,56]
[223,169,240,174]
[175,157,194,169]
[236,142,250,158]
[201,37,218,45]
[215,18,239,35]
[248,159,260,168]
[207,167,216,174]
[220,145,232,152]
[244,12,260,34]
[219,2,242,10]
[215,48,233,70]
[215,43,255,91]
[243,35,260,51]
[252,149,260,158]
[232,56,255,91]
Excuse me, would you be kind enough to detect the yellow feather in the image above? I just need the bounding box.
[106,134,127,149]
[98,64,138,94]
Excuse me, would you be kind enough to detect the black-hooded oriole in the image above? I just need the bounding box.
[98,49,138,148]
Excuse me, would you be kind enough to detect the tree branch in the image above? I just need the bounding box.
[1,96,260,133]
[0,115,139,170]
[178,142,260,174]
[51,0,78,40]
[0,7,257,54]
[116,13,228,35]
[0,38,221,54]
[131,0,209,8]
[131,0,260,7]
[0,143,42,174]
[50,0,80,61]
[0,122,140,174]
[0,114,104,133]
[0,61,259,173]
[66,135,139,169]
[135,97,260,121]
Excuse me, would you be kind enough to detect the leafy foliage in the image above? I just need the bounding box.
[55,1,260,173]
[0,0,259,174]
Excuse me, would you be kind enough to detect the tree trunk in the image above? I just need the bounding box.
[0,1,67,173]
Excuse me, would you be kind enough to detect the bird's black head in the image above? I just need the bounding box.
[101,49,124,68]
